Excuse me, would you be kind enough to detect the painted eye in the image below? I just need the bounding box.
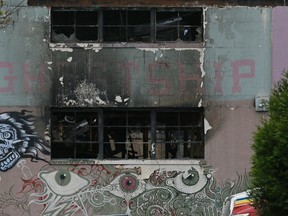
[2,131,14,139]
[120,174,138,193]
[0,124,16,140]
[109,173,145,199]
[39,170,90,196]
[182,167,200,186]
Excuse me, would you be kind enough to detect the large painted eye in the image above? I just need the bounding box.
[120,174,138,193]
[39,170,90,196]
[109,173,145,199]
[182,167,199,186]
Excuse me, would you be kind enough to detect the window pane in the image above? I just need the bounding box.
[155,111,204,159]
[52,10,74,25]
[76,27,98,41]
[156,10,202,42]
[51,110,99,159]
[103,10,127,25]
[127,11,150,25]
[52,26,75,42]
[103,10,150,42]
[103,27,126,42]
[157,112,178,126]
[76,11,98,25]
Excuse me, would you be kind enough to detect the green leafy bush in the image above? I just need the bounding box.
[251,71,288,215]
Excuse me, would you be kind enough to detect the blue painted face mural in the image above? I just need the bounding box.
[0,110,50,171]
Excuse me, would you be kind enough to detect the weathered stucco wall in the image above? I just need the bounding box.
[204,7,271,181]
[0,2,279,215]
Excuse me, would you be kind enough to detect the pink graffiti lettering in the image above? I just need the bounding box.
[232,60,255,94]
[0,62,16,93]
[213,62,223,94]
[116,62,139,94]
[23,62,46,93]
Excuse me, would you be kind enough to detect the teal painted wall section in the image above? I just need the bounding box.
[204,7,272,100]
[0,5,51,106]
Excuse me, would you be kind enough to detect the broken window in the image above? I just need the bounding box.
[51,9,98,42]
[156,9,203,42]
[51,109,99,159]
[51,8,203,43]
[103,9,151,42]
[51,108,204,160]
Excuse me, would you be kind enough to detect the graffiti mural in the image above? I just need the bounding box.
[0,111,50,171]
[24,164,250,216]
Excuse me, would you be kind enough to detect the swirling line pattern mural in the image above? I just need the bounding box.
[24,165,250,216]
[0,111,50,172]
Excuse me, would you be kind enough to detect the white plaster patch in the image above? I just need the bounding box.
[198,99,202,107]
[204,118,212,134]
[64,99,77,106]
[67,57,72,62]
[115,95,122,103]
[47,61,52,65]
[74,80,107,106]
[84,98,93,104]
[59,76,64,86]
[51,48,73,52]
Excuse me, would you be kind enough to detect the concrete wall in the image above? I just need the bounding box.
[0,2,279,215]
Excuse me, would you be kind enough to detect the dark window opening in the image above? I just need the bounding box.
[156,11,202,42]
[51,108,204,160]
[51,8,203,43]
[51,110,99,159]
[51,9,98,42]
[103,10,151,42]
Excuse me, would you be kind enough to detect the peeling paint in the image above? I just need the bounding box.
[59,76,64,86]
[115,95,122,103]
[204,118,212,134]
[73,80,108,106]
[50,43,74,52]
[51,47,73,52]
[75,43,102,52]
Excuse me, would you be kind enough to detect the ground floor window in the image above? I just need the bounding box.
[51,107,204,160]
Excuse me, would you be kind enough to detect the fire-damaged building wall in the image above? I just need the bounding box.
[0,1,282,215]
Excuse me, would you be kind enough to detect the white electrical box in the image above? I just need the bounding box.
[255,96,269,112]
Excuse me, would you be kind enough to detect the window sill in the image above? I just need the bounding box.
[50,158,206,165]
[49,42,205,50]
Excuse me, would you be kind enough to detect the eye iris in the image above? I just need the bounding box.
[120,174,138,193]
[55,170,71,186]
[3,132,12,139]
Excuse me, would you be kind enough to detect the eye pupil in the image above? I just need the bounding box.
[60,174,66,180]
[126,180,132,186]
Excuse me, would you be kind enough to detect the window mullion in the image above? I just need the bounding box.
[98,10,103,42]
[150,110,156,159]
[151,9,156,43]
[98,109,104,159]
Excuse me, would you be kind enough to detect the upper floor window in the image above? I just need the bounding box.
[51,107,204,160]
[51,8,203,43]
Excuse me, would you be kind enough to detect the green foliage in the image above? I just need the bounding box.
[251,71,288,215]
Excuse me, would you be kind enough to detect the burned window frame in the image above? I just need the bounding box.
[50,107,204,161]
[50,7,203,43]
